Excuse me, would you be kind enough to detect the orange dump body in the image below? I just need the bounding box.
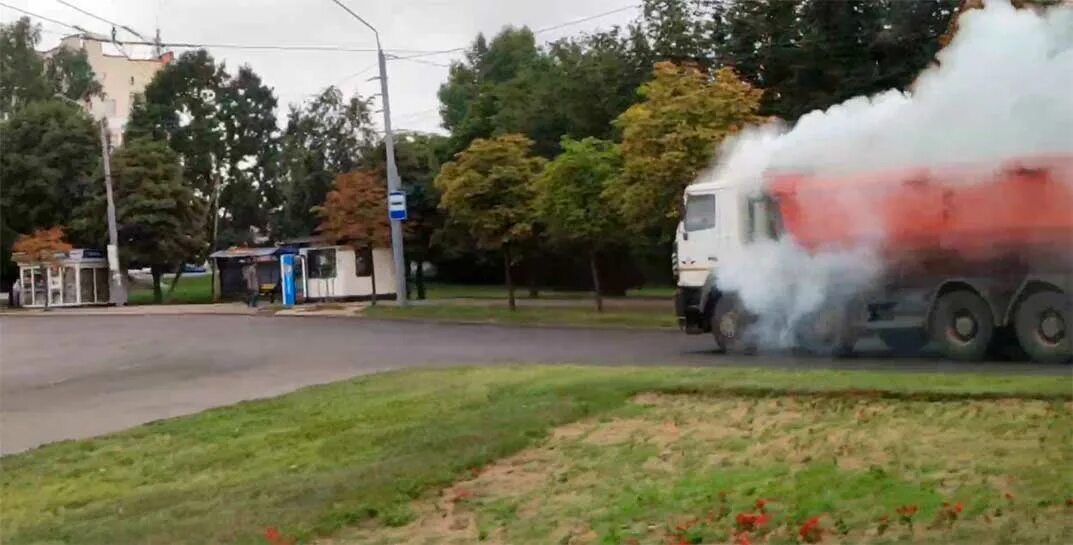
[767,155,1073,264]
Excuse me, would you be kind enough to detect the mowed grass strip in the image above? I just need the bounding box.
[1,366,1069,545]
[364,304,677,329]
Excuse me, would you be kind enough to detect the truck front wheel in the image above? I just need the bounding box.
[930,290,994,362]
[712,295,755,354]
[1014,291,1071,364]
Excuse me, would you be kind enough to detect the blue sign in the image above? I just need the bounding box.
[280,254,296,306]
[388,191,407,221]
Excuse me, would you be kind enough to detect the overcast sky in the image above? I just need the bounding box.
[2,0,641,134]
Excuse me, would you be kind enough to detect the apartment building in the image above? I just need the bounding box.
[45,34,172,148]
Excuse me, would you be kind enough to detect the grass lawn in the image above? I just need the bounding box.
[127,274,213,305]
[364,303,677,329]
[2,366,1070,545]
[424,282,675,301]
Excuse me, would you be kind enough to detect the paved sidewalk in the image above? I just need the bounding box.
[2,303,260,316]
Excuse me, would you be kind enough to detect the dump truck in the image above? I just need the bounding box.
[674,154,1073,363]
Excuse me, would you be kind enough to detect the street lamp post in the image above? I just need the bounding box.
[56,94,126,305]
[330,0,408,306]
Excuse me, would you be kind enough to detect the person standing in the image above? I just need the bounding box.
[243,261,259,308]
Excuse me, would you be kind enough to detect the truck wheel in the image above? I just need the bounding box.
[878,328,928,355]
[796,306,859,357]
[712,295,755,354]
[930,290,994,362]
[1014,291,1071,364]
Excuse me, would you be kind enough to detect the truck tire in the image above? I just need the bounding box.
[930,290,994,362]
[1014,291,1071,364]
[796,305,859,357]
[878,328,928,355]
[712,295,756,354]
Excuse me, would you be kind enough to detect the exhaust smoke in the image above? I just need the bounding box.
[702,0,1073,350]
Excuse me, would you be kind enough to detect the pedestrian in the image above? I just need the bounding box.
[9,280,21,308]
[243,261,259,308]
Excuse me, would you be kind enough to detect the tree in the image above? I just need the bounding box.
[637,0,713,65]
[45,46,103,104]
[533,138,624,311]
[11,227,73,309]
[437,28,547,155]
[609,62,762,240]
[1,101,99,283]
[435,134,545,310]
[0,18,50,118]
[364,132,450,299]
[216,66,281,246]
[110,139,206,303]
[315,169,391,303]
[543,27,653,143]
[276,87,377,238]
[127,50,279,252]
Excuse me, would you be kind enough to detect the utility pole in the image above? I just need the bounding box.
[57,93,126,304]
[330,0,408,306]
[98,119,126,305]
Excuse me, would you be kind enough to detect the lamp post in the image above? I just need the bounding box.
[55,94,126,305]
[329,0,408,305]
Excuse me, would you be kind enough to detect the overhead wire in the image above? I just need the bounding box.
[53,0,150,41]
[0,1,86,32]
[388,3,642,61]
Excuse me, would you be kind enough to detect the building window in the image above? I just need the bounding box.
[355,247,373,277]
[130,76,135,85]
[308,248,336,279]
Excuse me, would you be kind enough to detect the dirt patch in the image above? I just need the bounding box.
[332,394,1073,545]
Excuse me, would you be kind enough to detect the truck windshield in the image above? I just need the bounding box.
[684,194,716,232]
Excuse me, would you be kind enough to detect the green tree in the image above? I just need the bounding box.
[610,62,762,240]
[0,17,50,118]
[1,101,99,282]
[216,66,280,246]
[111,139,206,303]
[543,27,653,143]
[434,134,545,310]
[45,47,103,104]
[127,50,279,251]
[437,28,547,154]
[638,0,712,65]
[364,132,450,299]
[534,137,624,311]
[276,86,376,238]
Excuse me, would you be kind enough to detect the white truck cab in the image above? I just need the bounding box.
[674,179,779,336]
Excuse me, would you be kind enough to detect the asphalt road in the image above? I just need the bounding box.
[1,315,1067,454]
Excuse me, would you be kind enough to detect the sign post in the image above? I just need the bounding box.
[388,191,407,221]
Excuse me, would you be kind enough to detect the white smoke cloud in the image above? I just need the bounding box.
[704,0,1073,350]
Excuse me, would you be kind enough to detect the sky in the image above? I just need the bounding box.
[1,0,641,134]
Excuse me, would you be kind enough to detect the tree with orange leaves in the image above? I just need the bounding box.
[315,168,391,302]
[12,227,73,309]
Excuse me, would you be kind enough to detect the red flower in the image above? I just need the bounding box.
[264,527,292,545]
[734,531,752,545]
[799,516,824,543]
[953,502,964,514]
[735,512,770,531]
[755,498,767,512]
[896,505,919,517]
